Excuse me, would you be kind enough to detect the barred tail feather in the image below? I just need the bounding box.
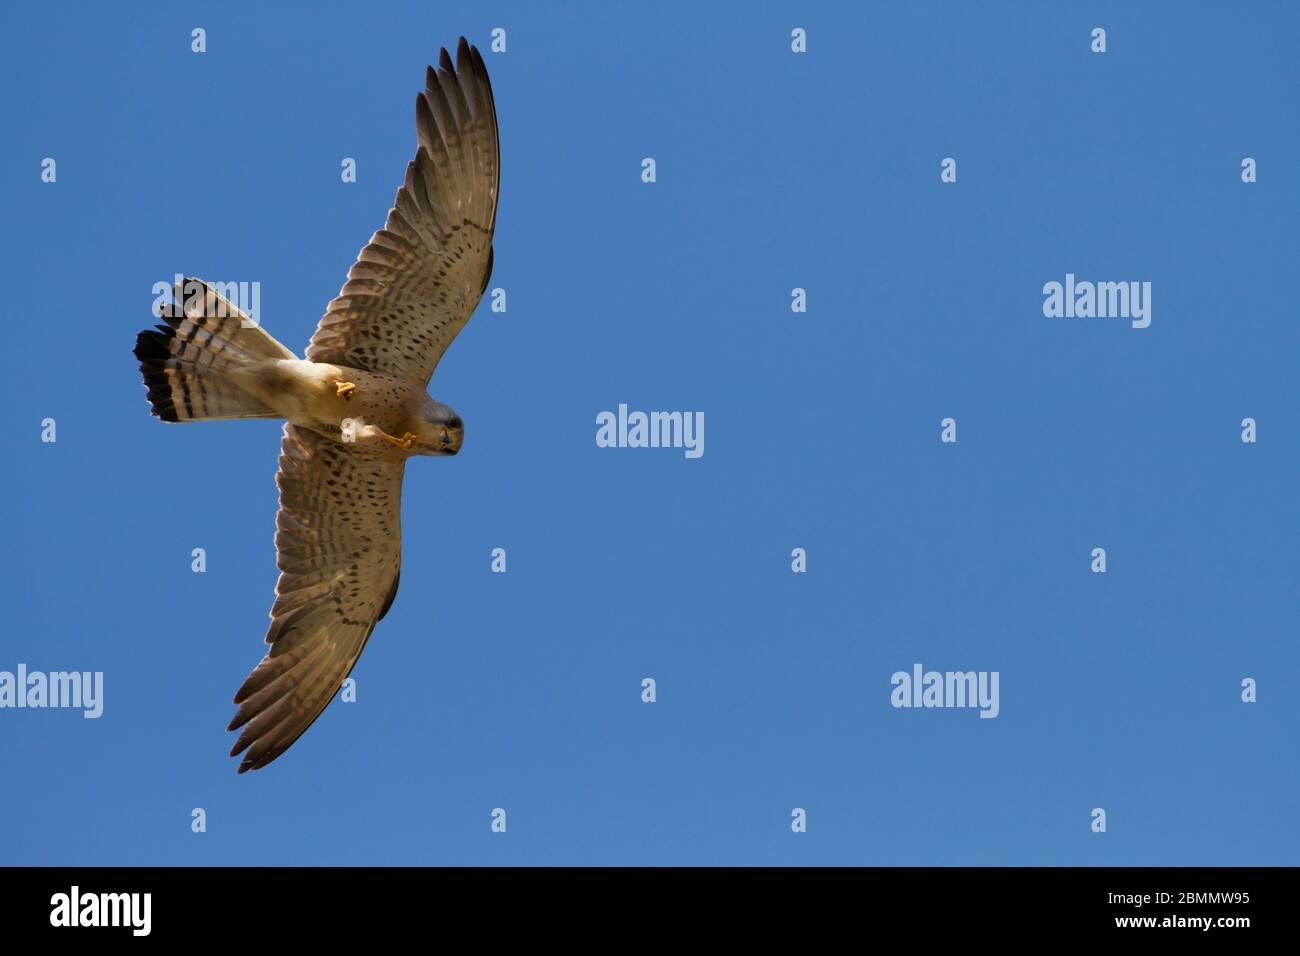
[133,277,295,423]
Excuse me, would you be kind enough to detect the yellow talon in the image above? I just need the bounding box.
[336,381,357,401]
[381,430,418,451]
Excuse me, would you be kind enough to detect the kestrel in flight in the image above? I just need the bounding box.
[132,38,499,772]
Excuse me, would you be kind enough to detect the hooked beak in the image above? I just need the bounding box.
[436,423,463,455]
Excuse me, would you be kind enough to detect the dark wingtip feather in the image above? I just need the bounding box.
[230,728,255,758]
[439,46,454,72]
[133,329,167,363]
[232,674,257,706]
[134,327,179,421]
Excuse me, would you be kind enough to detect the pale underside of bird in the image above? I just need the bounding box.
[132,38,499,773]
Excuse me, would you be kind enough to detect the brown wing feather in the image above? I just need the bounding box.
[306,37,500,384]
[227,424,404,773]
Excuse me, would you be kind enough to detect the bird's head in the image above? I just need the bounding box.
[415,399,464,456]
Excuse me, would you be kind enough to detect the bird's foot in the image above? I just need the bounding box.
[335,381,357,401]
[380,430,418,451]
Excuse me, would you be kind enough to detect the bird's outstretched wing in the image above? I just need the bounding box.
[306,37,500,385]
[228,424,404,773]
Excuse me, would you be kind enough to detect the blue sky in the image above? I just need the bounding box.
[1,1,1296,865]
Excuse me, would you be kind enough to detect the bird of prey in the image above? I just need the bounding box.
[132,38,499,773]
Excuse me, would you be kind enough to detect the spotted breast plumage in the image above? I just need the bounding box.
[132,38,499,772]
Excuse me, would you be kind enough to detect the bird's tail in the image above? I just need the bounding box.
[133,278,295,422]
